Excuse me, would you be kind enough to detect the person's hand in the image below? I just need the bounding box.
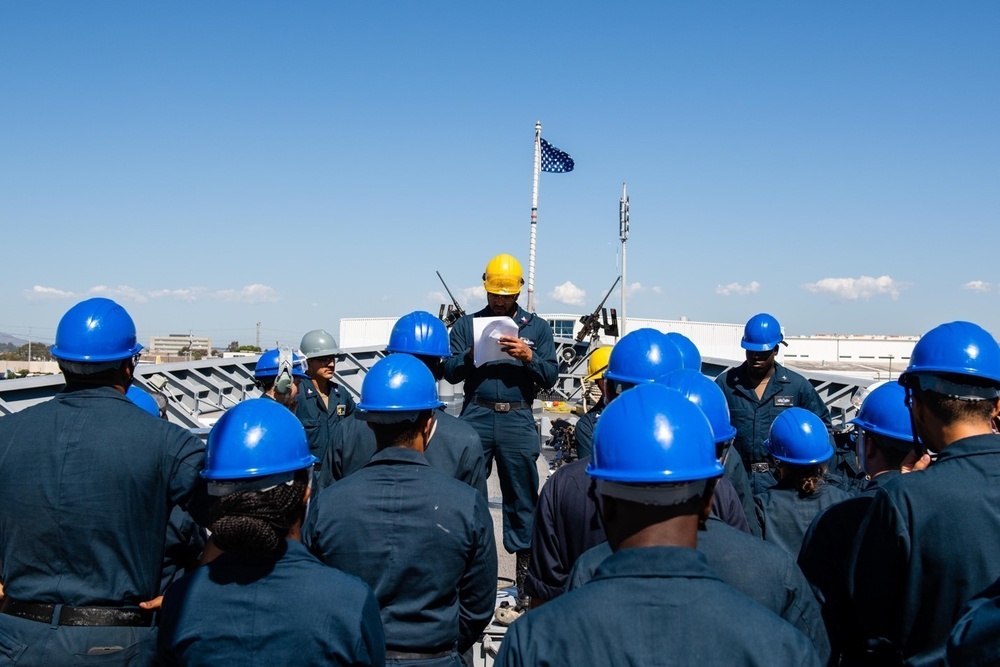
[900,450,932,474]
[499,336,532,363]
[139,596,163,611]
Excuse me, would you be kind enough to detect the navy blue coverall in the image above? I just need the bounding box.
[947,575,1000,667]
[498,547,822,667]
[157,540,385,666]
[716,361,832,493]
[849,435,1000,667]
[442,304,558,553]
[295,379,356,466]
[0,386,209,665]
[304,447,497,664]
[524,457,749,602]
[567,517,831,662]
[798,471,899,666]
[318,409,488,498]
[572,405,600,460]
[754,479,853,558]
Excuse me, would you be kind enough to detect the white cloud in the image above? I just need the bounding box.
[624,282,644,297]
[802,275,900,300]
[460,286,487,303]
[715,281,760,296]
[150,288,203,302]
[88,284,148,303]
[651,286,663,295]
[963,281,992,293]
[214,284,279,303]
[24,285,74,300]
[550,281,586,306]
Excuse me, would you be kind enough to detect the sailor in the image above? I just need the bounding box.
[0,297,210,664]
[665,331,702,371]
[798,381,913,666]
[158,399,386,666]
[496,384,822,666]
[295,328,356,465]
[947,577,1000,666]
[523,329,748,609]
[572,344,612,459]
[319,311,487,497]
[849,321,1000,666]
[442,253,558,615]
[254,346,310,410]
[716,312,832,494]
[754,408,851,556]
[305,354,497,665]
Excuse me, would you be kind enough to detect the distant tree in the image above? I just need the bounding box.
[227,341,240,352]
[237,345,262,353]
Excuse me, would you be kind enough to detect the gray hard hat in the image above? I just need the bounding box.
[299,329,341,359]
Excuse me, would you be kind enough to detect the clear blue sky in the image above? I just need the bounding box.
[2,2,997,349]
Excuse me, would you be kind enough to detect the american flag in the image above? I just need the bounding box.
[540,138,574,173]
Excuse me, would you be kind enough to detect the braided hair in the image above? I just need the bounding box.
[209,469,310,557]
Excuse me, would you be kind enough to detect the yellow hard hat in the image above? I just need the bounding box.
[586,346,613,381]
[482,254,525,295]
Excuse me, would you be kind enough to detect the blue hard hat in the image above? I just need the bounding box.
[356,353,444,421]
[387,311,453,358]
[255,348,309,380]
[849,382,913,442]
[898,321,1000,386]
[588,383,724,483]
[766,408,833,465]
[50,298,143,363]
[126,385,160,417]
[665,332,701,371]
[657,369,737,444]
[202,398,316,481]
[741,313,784,352]
[604,328,684,386]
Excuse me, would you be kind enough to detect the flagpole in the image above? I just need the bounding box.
[527,121,541,313]
[619,182,629,336]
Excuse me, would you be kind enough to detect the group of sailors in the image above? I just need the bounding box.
[1,253,999,666]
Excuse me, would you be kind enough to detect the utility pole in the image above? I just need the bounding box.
[256,322,261,350]
[27,327,32,375]
[619,183,629,336]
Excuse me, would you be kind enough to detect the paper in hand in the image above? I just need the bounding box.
[473,316,518,368]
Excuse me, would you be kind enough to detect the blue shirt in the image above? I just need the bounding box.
[755,480,853,557]
[716,361,832,466]
[499,546,822,667]
[295,380,356,464]
[567,518,831,662]
[442,305,558,402]
[320,410,488,499]
[158,540,385,666]
[0,386,209,605]
[573,405,600,459]
[849,434,1000,667]
[305,447,497,654]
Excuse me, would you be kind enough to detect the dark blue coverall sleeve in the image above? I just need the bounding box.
[458,494,499,652]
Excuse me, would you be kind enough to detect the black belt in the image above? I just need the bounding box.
[385,649,454,660]
[474,398,532,413]
[0,599,154,627]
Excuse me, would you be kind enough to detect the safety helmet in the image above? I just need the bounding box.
[586,346,613,382]
[50,298,143,364]
[604,328,684,386]
[849,382,913,442]
[898,321,1000,388]
[482,253,525,296]
[665,332,702,371]
[741,313,784,352]
[202,398,316,486]
[387,311,453,358]
[356,353,444,423]
[299,329,341,359]
[126,385,160,417]
[255,348,309,380]
[766,408,833,465]
[657,369,737,444]
[588,383,723,484]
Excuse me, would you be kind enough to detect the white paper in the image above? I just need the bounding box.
[473,316,519,368]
